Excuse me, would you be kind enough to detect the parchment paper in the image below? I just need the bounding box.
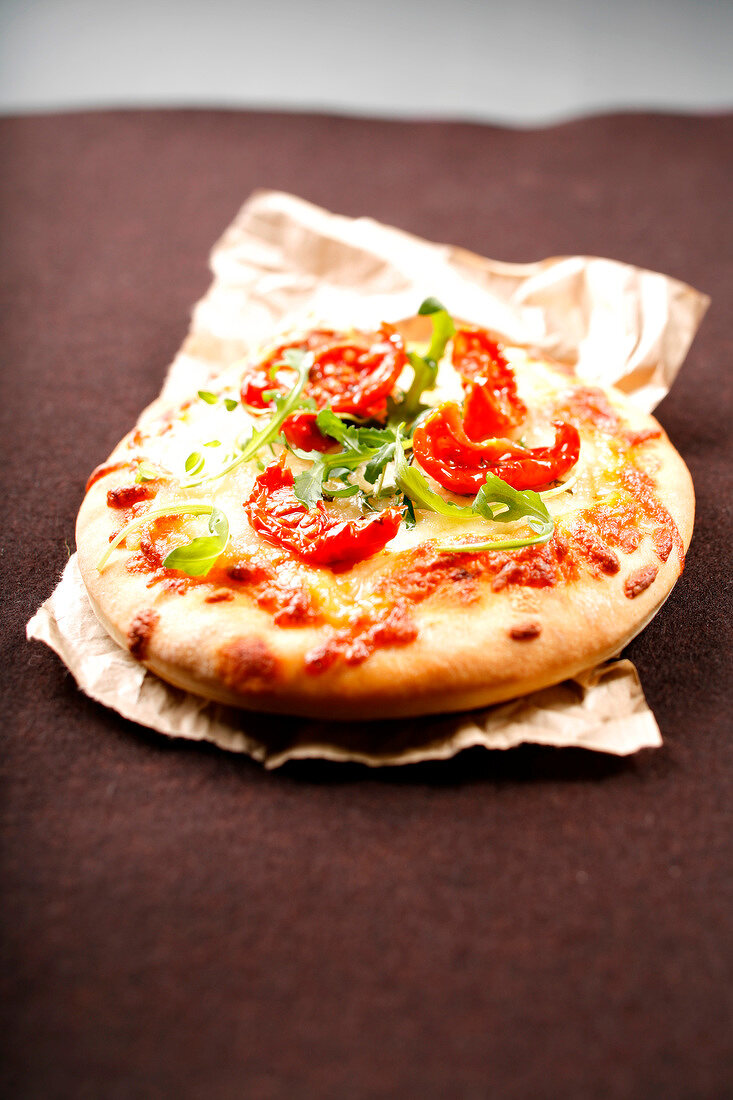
[27,191,709,766]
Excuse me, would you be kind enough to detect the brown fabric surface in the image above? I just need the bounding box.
[1,109,732,1099]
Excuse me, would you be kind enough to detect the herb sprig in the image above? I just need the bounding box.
[182,350,312,488]
[393,435,554,553]
[97,502,228,574]
[400,297,456,419]
[161,507,229,576]
[292,409,402,508]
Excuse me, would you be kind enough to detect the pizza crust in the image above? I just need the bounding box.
[76,364,694,720]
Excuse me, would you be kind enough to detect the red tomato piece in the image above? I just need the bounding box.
[240,325,406,451]
[452,328,527,439]
[244,459,403,566]
[281,410,334,454]
[412,403,580,494]
[240,329,339,409]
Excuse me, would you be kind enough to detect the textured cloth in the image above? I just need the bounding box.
[2,109,732,1099]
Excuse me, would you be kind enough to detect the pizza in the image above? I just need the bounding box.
[75,299,694,720]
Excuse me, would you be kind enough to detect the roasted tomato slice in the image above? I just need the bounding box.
[452,328,527,440]
[240,325,407,450]
[280,410,334,454]
[412,403,580,494]
[240,329,338,409]
[244,459,403,566]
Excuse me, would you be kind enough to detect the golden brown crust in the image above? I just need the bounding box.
[75,349,695,721]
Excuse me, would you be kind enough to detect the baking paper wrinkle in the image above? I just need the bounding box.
[27,190,709,767]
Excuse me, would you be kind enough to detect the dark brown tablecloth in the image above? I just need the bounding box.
[1,110,731,1099]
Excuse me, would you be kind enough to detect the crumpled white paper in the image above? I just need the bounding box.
[27,191,709,765]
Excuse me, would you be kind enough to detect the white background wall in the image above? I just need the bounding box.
[1,0,731,124]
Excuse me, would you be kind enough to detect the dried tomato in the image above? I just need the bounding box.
[412,403,580,493]
[244,459,402,566]
[452,328,527,439]
[240,325,407,451]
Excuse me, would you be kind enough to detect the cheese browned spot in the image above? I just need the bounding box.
[509,622,542,641]
[624,565,659,599]
[652,525,673,563]
[304,602,418,675]
[623,427,662,447]
[204,588,234,603]
[217,637,278,690]
[128,609,159,660]
[107,484,157,509]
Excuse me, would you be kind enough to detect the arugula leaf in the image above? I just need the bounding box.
[97,502,224,572]
[363,441,396,484]
[184,451,204,475]
[403,495,417,529]
[401,297,456,418]
[198,390,218,404]
[292,410,402,509]
[224,398,238,412]
[293,461,327,509]
[393,436,554,552]
[327,483,361,498]
[135,460,158,483]
[161,507,230,577]
[393,435,474,520]
[182,350,311,487]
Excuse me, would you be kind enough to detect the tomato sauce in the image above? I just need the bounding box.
[620,465,685,567]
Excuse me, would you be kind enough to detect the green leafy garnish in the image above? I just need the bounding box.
[291,410,401,509]
[204,439,221,448]
[135,461,158,483]
[400,297,456,418]
[96,502,226,573]
[198,390,238,412]
[161,507,229,576]
[393,436,553,553]
[184,451,204,475]
[182,350,311,488]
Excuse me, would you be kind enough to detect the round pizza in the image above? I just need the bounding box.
[75,300,694,719]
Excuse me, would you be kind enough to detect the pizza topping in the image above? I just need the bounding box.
[580,499,642,556]
[509,622,542,641]
[558,386,620,432]
[240,325,407,450]
[400,298,456,418]
[181,349,313,489]
[127,609,159,661]
[198,390,239,412]
[244,457,402,566]
[304,602,418,674]
[107,483,158,509]
[225,559,317,626]
[622,427,663,447]
[624,564,659,599]
[620,465,685,567]
[162,507,230,577]
[412,404,580,494]
[652,525,673,563]
[452,328,527,439]
[394,434,555,554]
[204,588,235,603]
[570,521,621,575]
[97,502,229,575]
